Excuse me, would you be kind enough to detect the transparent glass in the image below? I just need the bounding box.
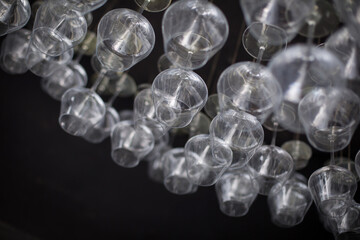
[134,89,169,140]
[217,62,282,123]
[308,165,357,218]
[335,201,360,237]
[240,0,314,44]
[184,134,232,186]
[157,53,175,72]
[118,110,134,122]
[145,132,169,162]
[135,0,171,12]
[268,44,346,134]
[326,27,360,81]
[96,8,155,72]
[32,1,87,56]
[75,31,97,56]
[298,87,360,152]
[0,28,31,74]
[183,112,211,138]
[268,173,312,228]
[83,106,120,144]
[333,0,360,42]
[146,134,170,183]
[41,61,88,101]
[0,0,30,36]
[204,94,220,119]
[152,68,208,128]
[162,148,198,195]
[215,167,259,217]
[281,140,312,170]
[247,145,294,195]
[59,87,106,136]
[111,120,154,168]
[25,36,74,77]
[209,109,264,169]
[162,0,229,70]
[324,157,360,182]
[57,0,107,14]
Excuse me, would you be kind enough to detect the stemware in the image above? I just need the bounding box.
[184,134,233,186]
[0,0,31,36]
[162,148,198,195]
[57,0,108,14]
[204,94,221,119]
[151,68,208,129]
[268,44,346,134]
[308,165,357,218]
[247,145,294,195]
[162,0,229,70]
[111,120,154,168]
[268,173,312,227]
[215,167,259,217]
[333,0,360,43]
[217,61,282,123]
[334,201,360,238]
[134,0,172,13]
[209,109,264,169]
[298,87,360,164]
[324,157,359,182]
[0,28,31,74]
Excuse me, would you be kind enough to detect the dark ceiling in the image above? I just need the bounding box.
[0,0,359,240]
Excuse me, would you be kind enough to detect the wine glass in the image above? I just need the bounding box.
[0,28,31,74]
[333,0,360,44]
[135,0,172,13]
[239,0,314,60]
[308,165,357,218]
[215,167,259,217]
[162,0,229,70]
[268,44,346,134]
[111,120,155,168]
[324,157,359,182]
[184,134,233,186]
[298,87,360,164]
[162,148,198,195]
[268,173,312,227]
[209,109,264,169]
[151,68,208,129]
[0,0,31,36]
[247,145,294,195]
[57,0,107,14]
[217,61,282,123]
[96,8,155,72]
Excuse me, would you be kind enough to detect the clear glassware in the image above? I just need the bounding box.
[209,109,264,169]
[0,0,31,36]
[281,140,312,170]
[204,94,220,119]
[41,61,88,101]
[308,165,357,218]
[324,157,360,182]
[298,87,360,153]
[356,151,360,179]
[247,145,294,196]
[57,0,107,14]
[268,44,346,134]
[183,112,211,138]
[215,167,259,217]
[145,132,170,162]
[162,0,229,70]
[83,106,120,144]
[157,53,175,72]
[59,87,106,136]
[134,88,169,140]
[75,31,97,57]
[32,1,87,56]
[0,28,31,74]
[298,0,339,38]
[25,40,74,77]
[335,201,360,238]
[147,134,170,183]
[333,0,360,42]
[217,62,282,124]
[162,148,198,195]
[151,68,208,128]
[111,120,155,168]
[325,27,360,81]
[135,0,171,13]
[268,173,312,228]
[240,0,314,44]
[96,8,155,72]
[184,134,232,186]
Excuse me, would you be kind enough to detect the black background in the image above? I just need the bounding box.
[0,0,359,239]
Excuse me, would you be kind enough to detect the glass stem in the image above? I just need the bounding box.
[138,0,150,14]
[271,121,278,146]
[330,139,335,165]
[74,52,84,63]
[256,45,265,64]
[91,68,106,92]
